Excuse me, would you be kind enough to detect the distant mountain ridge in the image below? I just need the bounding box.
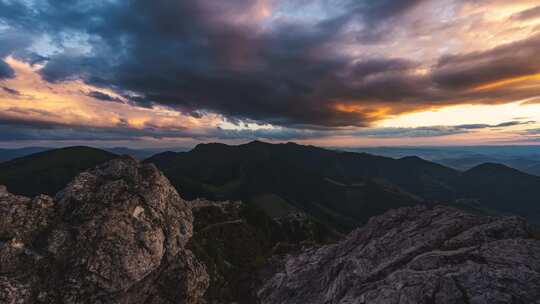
[146,141,436,230]
[2,142,540,231]
[343,146,540,176]
[455,162,540,220]
[0,146,116,197]
[0,146,190,162]
[146,141,540,228]
[5,144,540,176]
[0,147,50,162]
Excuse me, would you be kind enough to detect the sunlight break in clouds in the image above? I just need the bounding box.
[0,57,278,144]
[0,57,215,130]
[1,0,540,147]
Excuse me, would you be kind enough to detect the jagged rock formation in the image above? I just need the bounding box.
[258,206,540,304]
[188,199,339,303]
[0,157,208,304]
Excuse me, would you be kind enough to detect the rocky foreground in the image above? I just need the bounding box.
[258,206,540,304]
[1,157,540,303]
[0,157,208,303]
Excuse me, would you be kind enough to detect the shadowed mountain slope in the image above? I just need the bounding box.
[455,163,540,220]
[0,146,116,197]
[146,141,447,230]
[2,142,540,231]
[146,141,540,227]
[0,147,50,163]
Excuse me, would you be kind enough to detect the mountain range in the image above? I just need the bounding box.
[4,145,540,175]
[346,146,540,176]
[0,146,188,162]
[2,141,540,231]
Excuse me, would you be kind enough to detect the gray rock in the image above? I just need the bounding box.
[0,157,208,303]
[258,206,540,304]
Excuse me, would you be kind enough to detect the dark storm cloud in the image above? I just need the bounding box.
[87,91,123,103]
[0,114,182,141]
[0,114,322,142]
[351,58,418,79]
[0,32,33,58]
[214,127,330,140]
[432,34,540,90]
[0,122,464,141]
[0,123,157,141]
[0,59,14,79]
[1,0,540,132]
[1,0,430,128]
[2,86,20,95]
[493,120,536,128]
[350,126,466,137]
[0,0,34,27]
[40,53,110,83]
[353,0,427,22]
[453,121,535,130]
[121,95,155,108]
[350,120,535,138]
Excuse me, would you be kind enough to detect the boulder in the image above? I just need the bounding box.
[0,157,208,304]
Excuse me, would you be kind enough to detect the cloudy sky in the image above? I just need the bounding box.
[1,0,540,148]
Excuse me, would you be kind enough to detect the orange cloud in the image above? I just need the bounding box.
[473,73,540,91]
[0,57,225,133]
[333,103,393,121]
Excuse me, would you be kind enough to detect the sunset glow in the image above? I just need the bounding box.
[1,0,540,147]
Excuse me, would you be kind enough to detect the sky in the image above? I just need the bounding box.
[1,0,540,148]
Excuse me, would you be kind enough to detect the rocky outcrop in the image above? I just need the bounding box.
[258,206,540,304]
[188,199,340,303]
[0,157,208,304]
